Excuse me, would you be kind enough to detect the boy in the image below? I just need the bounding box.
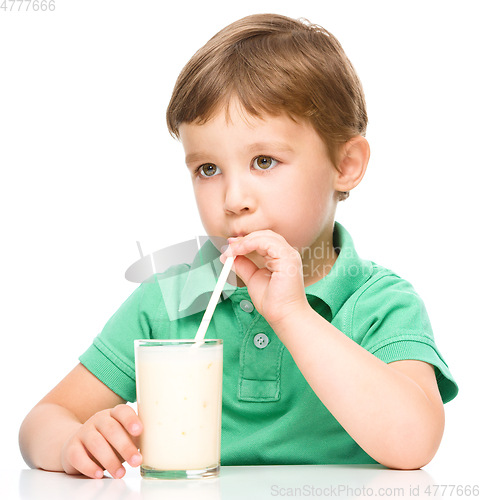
[19,13,457,478]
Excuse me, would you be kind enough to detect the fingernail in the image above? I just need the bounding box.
[115,467,125,479]
[95,470,104,479]
[131,423,141,433]
[130,453,142,466]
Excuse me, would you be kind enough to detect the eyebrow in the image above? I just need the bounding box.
[184,141,295,166]
[246,141,295,155]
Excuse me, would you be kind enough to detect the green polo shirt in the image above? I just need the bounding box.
[79,222,458,465]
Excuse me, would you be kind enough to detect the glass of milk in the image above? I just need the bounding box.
[135,339,223,479]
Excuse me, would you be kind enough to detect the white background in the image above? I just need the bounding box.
[1,0,479,479]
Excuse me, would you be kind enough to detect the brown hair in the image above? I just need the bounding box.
[166,13,368,201]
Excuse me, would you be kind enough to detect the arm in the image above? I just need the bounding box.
[19,363,143,478]
[223,231,445,469]
[276,308,444,469]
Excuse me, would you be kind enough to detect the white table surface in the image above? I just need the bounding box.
[2,462,479,500]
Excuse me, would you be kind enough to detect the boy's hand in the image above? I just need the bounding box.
[221,230,311,328]
[60,404,143,479]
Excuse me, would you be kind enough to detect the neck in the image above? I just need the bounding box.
[300,224,339,287]
[302,245,338,287]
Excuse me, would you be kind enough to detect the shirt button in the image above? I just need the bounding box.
[240,300,254,313]
[254,333,269,349]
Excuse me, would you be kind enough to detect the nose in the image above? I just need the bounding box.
[223,174,257,215]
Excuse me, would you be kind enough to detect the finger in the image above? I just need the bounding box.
[231,230,285,248]
[63,438,105,479]
[83,429,126,479]
[229,254,268,286]
[110,404,143,437]
[95,415,142,468]
[229,234,291,260]
[231,229,285,242]
[224,231,277,256]
[266,260,303,282]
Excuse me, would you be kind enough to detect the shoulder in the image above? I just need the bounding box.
[137,262,192,308]
[343,262,432,343]
[343,262,458,404]
[355,263,425,307]
[110,263,193,323]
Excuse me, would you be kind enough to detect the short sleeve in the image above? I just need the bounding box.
[350,272,458,404]
[79,282,162,402]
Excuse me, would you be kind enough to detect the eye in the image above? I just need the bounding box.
[197,163,221,177]
[253,156,278,170]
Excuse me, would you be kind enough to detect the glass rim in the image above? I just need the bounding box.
[135,339,222,347]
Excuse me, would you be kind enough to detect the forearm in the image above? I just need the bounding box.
[19,403,82,472]
[272,306,444,469]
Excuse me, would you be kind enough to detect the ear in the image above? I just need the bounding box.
[334,136,370,193]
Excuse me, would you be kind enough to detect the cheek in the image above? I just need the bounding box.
[279,180,333,244]
[197,203,214,226]
[276,176,322,213]
[193,188,220,230]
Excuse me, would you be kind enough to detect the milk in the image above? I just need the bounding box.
[135,340,223,476]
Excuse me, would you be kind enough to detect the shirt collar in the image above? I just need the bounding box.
[305,222,373,318]
[173,222,372,320]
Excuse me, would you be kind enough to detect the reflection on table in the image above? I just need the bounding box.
[13,464,437,500]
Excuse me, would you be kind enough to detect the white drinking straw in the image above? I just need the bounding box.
[194,256,235,341]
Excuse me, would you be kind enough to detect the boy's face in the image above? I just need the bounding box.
[179,99,340,268]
